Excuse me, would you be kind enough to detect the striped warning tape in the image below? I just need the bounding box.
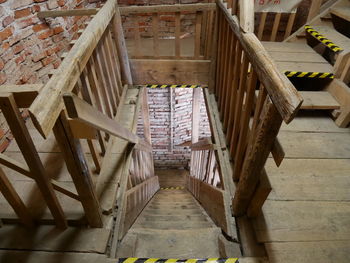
[161,186,185,190]
[284,71,334,79]
[118,258,239,263]
[146,84,204,88]
[304,25,343,52]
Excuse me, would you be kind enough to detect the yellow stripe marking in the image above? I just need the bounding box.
[309,72,319,78]
[145,258,159,263]
[287,71,297,77]
[319,73,330,78]
[225,259,239,263]
[165,259,178,263]
[297,72,308,77]
[185,259,198,263]
[207,258,219,263]
[122,258,139,263]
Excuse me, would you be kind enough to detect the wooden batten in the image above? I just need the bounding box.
[37,8,99,18]
[119,3,216,14]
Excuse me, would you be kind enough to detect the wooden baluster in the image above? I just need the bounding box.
[251,85,267,140]
[152,13,159,58]
[53,112,102,227]
[0,167,33,226]
[134,15,141,58]
[217,19,228,108]
[111,10,133,85]
[214,11,223,95]
[270,13,281,41]
[0,94,67,229]
[233,70,258,181]
[205,9,214,59]
[226,42,242,140]
[194,11,202,59]
[229,53,249,157]
[284,12,296,40]
[175,12,181,59]
[231,0,238,16]
[232,97,283,216]
[257,12,267,40]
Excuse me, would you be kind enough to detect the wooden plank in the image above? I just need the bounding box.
[300,91,340,110]
[217,2,303,124]
[275,61,334,73]
[284,12,296,40]
[130,59,210,85]
[194,11,203,59]
[265,241,350,263]
[270,13,281,41]
[53,112,103,227]
[267,50,329,64]
[0,94,67,229]
[254,200,350,242]
[233,98,283,216]
[68,119,98,139]
[175,12,181,59]
[331,6,350,22]
[29,0,117,138]
[262,41,316,53]
[119,3,216,14]
[191,88,201,143]
[257,12,267,40]
[307,0,323,21]
[239,0,254,33]
[37,8,99,18]
[0,84,43,108]
[152,13,160,58]
[140,87,152,145]
[0,167,33,226]
[63,93,139,144]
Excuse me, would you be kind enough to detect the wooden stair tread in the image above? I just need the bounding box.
[300,91,340,110]
[132,220,213,230]
[309,25,350,52]
[262,42,317,53]
[275,61,334,74]
[331,7,350,22]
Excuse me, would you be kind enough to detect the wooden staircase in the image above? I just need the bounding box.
[262,0,350,127]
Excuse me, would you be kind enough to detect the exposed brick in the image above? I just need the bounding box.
[11,0,33,10]
[38,29,54,39]
[2,16,14,27]
[33,0,47,2]
[32,51,47,62]
[0,59,4,70]
[41,55,54,66]
[0,73,7,85]
[14,8,32,19]
[53,26,64,34]
[15,53,26,64]
[13,43,25,54]
[47,0,59,9]
[0,0,7,4]
[57,0,66,6]
[31,5,41,13]
[32,23,49,32]
[18,17,37,29]
[0,27,13,42]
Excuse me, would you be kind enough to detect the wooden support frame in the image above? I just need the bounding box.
[119,3,216,14]
[0,93,67,229]
[0,85,43,108]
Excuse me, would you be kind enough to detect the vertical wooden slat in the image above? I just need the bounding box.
[0,94,67,229]
[175,12,181,59]
[284,12,296,40]
[270,13,281,41]
[152,13,159,58]
[134,15,141,57]
[0,167,33,226]
[257,12,267,40]
[217,19,228,108]
[307,0,322,21]
[194,11,202,59]
[232,98,283,216]
[208,7,219,93]
[205,9,214,59]
[53,112,103,227]
[111,10,133,85]
[214,11,224,95]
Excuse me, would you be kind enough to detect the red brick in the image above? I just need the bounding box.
[32,51,46,62]
[0,27,13,42]
[46,46,60,55]
[0,139,10,153]
[53,59,61,69]
[32,5,41,13]
[11,0,33,10]
[53,26,64,34]
[2,42,10,50]
[38,29,54,39]
[0,72,7,85]
[18,17,36,29]
[14,8,32,19]
[57,0,65,6]
[33,0,46,2]
[33,23,49,32]
[13,43,25,54]
[42,56,54,66]
[2,16,14,27]
[15,53,26,64]
[0,59,4,70]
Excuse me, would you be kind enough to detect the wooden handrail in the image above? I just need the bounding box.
[29,0,117,138]
[63,93,139,144]
[217,0,303,124]
[119,3,216,14]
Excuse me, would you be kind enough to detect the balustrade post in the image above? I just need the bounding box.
[232,98,283,216]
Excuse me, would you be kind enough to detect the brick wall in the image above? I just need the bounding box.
[138,88,211,169]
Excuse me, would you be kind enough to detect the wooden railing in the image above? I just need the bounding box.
[121,3,216,60]
[212,1,303,217]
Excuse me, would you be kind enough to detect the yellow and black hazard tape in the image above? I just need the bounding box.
[304,25,343,52]
[161,186,185,190]
[284,71,334,79]
[146,84,204,88]
[118,258,239,263]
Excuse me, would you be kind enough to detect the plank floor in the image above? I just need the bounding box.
[253,112,350,263]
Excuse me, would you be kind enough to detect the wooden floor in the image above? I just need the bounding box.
[252,111,350,263]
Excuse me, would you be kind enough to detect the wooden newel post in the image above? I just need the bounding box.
[111,6,133,85]
[232,98,283,216]
[53,112,103,227]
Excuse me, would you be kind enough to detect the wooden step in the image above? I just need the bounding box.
[300,91,340,110]
[330,6,350,38]
[331,7,350,22]
[141,215,208,222]
[132,220,214,230]
[142,210,204,216]
[307,25,350,53]
[147,204,199,210]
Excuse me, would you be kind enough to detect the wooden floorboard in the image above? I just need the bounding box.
[255,114,350,263]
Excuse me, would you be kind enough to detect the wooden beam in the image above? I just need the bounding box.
[239,0,254,33]
[192,88,201,143]
[0,93,67,229]
[307,0,323,21]
[37,8,99,18]
[53,112,103,227]
[217,0,303,124]
[119,3,216,14]
[0,84,43,108]
[141,87,151,144]
[0,167,34,227]
[190,138,218,151]
[68,119,99,139]
[29,0,116,138]
[63,93,139,144]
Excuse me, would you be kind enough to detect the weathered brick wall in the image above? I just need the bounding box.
[138,88,211,169]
